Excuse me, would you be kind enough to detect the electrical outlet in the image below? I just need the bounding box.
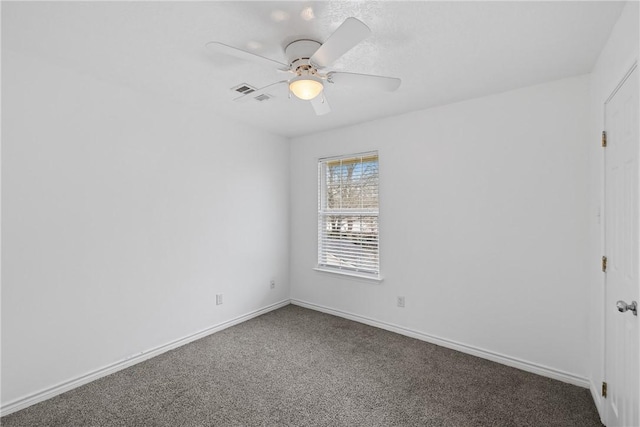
[216,294,223,305]
[270,280,275,289]
[397,296,405,308]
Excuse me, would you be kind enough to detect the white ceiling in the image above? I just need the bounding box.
[2,1,625,138]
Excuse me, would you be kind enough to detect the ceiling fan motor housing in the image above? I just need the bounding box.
[285,40,322,70]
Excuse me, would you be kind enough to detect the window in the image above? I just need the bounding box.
[317,152,379,278]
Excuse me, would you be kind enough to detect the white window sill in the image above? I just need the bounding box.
[313,267,383,283]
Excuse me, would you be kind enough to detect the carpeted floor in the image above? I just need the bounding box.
[1,304,602,426]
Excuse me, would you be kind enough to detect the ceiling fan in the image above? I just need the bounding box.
[205,17,401,116]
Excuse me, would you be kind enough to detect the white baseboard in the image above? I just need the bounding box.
[0,299,291,417]
[291,299,590,389]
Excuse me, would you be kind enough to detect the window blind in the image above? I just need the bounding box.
[318,152,379,276]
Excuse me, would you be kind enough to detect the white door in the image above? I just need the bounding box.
[605,64,639,427]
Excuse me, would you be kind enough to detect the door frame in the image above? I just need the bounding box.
[601,60,639,426]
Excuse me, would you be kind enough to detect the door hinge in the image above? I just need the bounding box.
[602,381,607,398]
[602,256,608,273]
[602,131,607,147]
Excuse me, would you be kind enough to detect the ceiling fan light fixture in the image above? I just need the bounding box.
[289,75,323,100]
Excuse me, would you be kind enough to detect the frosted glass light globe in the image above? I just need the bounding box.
[289,76,323,100]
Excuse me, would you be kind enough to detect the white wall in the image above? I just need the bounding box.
[587,1,639,419]
[290,75,591,385]
[1,51,290,409]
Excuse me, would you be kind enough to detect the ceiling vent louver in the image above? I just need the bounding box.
[231,83,257,95]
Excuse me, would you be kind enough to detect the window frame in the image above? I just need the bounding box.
[316,151,382,281]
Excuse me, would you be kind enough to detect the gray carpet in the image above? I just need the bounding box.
[1,304,602,426]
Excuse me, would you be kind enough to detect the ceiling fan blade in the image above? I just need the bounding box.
[310,17,371,68]
[310,93,331,116]
[327,72,401,92]
[234,81,289,102]
[206,41,289,70]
